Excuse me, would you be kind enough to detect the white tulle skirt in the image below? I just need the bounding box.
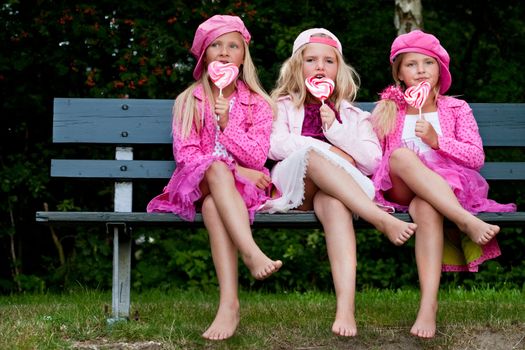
[260,145,375,213]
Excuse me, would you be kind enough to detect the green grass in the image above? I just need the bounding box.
[1,288,524,349]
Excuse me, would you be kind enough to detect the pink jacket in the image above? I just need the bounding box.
[381,95,485,170]
[173,80,273,172]
[269,96,381,175]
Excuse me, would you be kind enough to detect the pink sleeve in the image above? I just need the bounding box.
[436,101,485,169]
[218,96,273,170]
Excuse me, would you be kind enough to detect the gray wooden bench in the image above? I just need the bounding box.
[36,98,525,321]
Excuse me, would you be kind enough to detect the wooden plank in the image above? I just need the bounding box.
[51,159,175,179]
[50,159,525,181]
[472,104,525,147]
[479,162,525,180]
[53,98,525,147]
[53,98,173,144]
[35,211,525,228]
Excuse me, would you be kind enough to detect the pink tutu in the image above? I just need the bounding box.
[147,156,270,224]
[372,145,516,272]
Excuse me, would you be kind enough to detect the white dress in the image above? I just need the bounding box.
[259,97,380,213]
[259,144,375,213]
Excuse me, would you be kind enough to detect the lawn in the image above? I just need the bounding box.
[1,288,524,349]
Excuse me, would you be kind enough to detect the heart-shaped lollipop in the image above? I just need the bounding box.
[305,76,335,104]
[208,61,239,96]
[404,81,431,118]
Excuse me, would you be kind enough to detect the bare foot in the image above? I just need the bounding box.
[332,313,357,337]
[202,301,240,341]
[377,216,417,246]
[243,253,282,280]
[410,303,437,339]
[458,215,500,245]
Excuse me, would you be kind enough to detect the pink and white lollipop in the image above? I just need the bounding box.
[305,76,335,105]
[208,61,239,96]
[305,76,335,130]
[404,81,431,119]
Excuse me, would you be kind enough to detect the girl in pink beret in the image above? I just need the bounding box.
[372,30,516,338]
[147,15,281,340]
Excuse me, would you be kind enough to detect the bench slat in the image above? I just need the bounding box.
[53,98,525,147]
[50,159,525,181]
[51,159,176,179]
[53,98,173,144]
[480,162,525,180]
[473,104,525,146]
[35,211,525,228]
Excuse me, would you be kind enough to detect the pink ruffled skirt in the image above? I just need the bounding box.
[372,146,516,272]
[147,156,270,224]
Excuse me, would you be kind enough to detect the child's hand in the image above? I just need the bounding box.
[329,146,356,166]
[319,104,336,130]
[236,165,271,189]
[214,95,230,130]
[415,119,439,149]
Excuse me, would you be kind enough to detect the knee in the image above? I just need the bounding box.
[205,161,232,184]
[389,148,417,167]
[408,197,441,221]
[305,149,325,171]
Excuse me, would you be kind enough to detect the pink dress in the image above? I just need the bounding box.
[147,81,273,223]
[373,86,516,272]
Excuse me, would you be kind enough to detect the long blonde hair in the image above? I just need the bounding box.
[173,40,275,138]
[372,53,440,139]
[271,44,360,110]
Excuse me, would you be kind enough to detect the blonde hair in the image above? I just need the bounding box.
[271,43,360,110]
[173,40,275,138]
[372,53,440,139]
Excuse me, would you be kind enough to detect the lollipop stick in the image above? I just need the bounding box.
[418,107,422,120]
[216,89,223,121]
[321,99,328,131]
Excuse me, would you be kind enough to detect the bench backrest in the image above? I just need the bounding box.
[51,98,525,181]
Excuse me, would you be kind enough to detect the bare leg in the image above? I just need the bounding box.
[306,150,416,245]
[408,197,443,339]
[201,195,240,340]
[314,191,357,337]
[205,161,282,279]
[388,148,499,245]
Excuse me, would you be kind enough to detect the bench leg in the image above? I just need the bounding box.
[109,224,131,321]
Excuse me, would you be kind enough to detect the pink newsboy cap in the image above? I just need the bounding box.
[390,30,452,94]
[190,15,251,80]
[293,28,343,55]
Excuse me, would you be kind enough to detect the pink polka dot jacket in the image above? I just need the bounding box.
[147,80,273,222]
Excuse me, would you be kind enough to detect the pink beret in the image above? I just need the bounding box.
[190,15,251,80]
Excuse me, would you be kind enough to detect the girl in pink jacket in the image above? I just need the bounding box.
[147,15,281,340]
[261,28,417,337]
[372,30,516,339]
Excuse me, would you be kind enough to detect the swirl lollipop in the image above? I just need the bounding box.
[305,76,335,131]
[208,61,239,97]
[404,81,431,119]
[305,76,335,105]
